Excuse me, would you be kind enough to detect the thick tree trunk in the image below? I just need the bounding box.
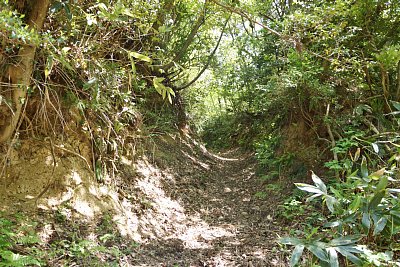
[0,0,49,143]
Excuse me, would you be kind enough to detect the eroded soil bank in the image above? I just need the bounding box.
[0,133,289,266]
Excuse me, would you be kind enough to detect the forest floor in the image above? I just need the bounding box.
[125,134,289,266]
[0,133,291,266]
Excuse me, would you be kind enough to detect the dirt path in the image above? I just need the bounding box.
[124,136,287,266]
[0,134,288,266]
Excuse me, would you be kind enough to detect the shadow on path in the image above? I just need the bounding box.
[118,134,287,266]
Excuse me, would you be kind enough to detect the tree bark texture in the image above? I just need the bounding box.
[0,0,50,143]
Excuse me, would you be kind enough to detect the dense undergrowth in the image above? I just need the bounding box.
[0,211,138,266]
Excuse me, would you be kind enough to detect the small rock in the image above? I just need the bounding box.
[224,187,232,193]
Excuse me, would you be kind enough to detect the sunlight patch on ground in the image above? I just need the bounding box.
[180,150,210,169]
[211,154,240,161]
[210,252,233,266]
[119,158,236,249]
[184,134,242,162]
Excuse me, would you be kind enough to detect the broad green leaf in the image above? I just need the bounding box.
[325,195,337,213]
[362,212,371,229]
[369,190,385,210]
[330,187,343,199]
[167,87,176,96]
[311,171,327,193]
[167,93,173,104]
[390,210,400,218]
[370,168,386,180]
[279,237,303,246]
[327,247,339,267]
[388,154,398,163]
[347,171,361,180]
[361,156,368,178]
[306,193,323,202]
[63,3,72,20]
[324,220,342,228]
[335,246,363,266]
[50,1,63,13]
[329,235,362,246]
[122,10,136,18]
[387,110,400,115]
[373,217,387,235]
[153,77,165,95]
[97,3,108,11]
[306,228,320,239]
[349,196,362,212]
[290,245,304,267]
[307,244,329,262]
[152,77,174,103]
[355,104,372,115]
[161,86,166,99]
[336,245,363,254]
[295,183,324,195]
[129,51,153,63]
[376,176,388,191]
[391,100,400,111]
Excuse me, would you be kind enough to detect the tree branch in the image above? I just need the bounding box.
[161,3,207,71]
[209,0,282,38]
[209,0,333,62]
[175,14,230,91]
[325,104,339,179]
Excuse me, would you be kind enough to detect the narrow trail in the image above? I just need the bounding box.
[0,134,288,266]
[126,136,286,266]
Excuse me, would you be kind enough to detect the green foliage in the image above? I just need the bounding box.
[255,134,280,168]
[278,196,305,221]
[40,211,138,266]
[201,113,237,149]
[254,191,267,199]
[281,164,400,266]
[153,77,175,104]
[0,1,41,46]
[281,235,363,267]
[0,216,41,266]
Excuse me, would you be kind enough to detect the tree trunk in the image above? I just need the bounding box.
[0,0,50,143]
[396,60,400,101]
[161,5,207,72]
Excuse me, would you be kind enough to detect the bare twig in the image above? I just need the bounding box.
[325,104,339,179]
